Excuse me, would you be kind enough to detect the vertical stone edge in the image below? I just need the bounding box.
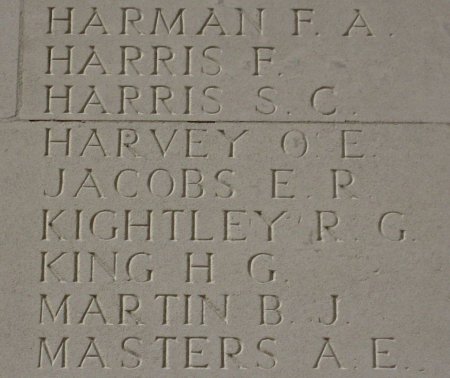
[0,0,23,119]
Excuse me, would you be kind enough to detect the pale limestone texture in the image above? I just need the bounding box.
[0,1,449,377]
[0,0,20,118]
[19,0,450,122]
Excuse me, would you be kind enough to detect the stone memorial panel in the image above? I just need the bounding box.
[0,1,449,377]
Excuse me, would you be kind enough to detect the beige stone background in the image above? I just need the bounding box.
[0,1,449,377]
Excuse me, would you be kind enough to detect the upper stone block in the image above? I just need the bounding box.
[17,1,450,121]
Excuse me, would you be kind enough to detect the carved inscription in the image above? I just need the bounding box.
[17,1,411,121]
[9,0,443,376]
[36,124,416,374]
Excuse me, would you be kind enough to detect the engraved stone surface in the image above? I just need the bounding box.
[0,1,20,118]
[0,1,449,377]
[19,0,450,122]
